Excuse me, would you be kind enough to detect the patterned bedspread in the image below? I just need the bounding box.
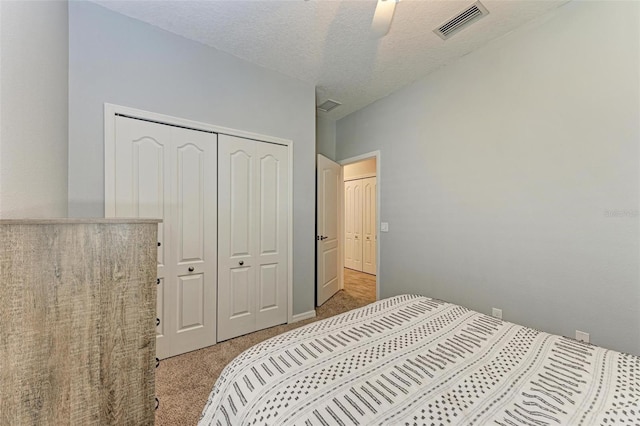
[199,295,640,425]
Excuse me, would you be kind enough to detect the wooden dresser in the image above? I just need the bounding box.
[0,219,160,425]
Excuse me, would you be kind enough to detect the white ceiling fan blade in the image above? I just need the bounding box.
[371,0,397,38]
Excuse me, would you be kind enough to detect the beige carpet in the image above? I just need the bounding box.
[155,269,376,425]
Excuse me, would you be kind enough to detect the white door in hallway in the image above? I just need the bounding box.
[362,177,377,275]
[316,154,343,306]
[110,116,217,359]
[344,179,363,271]
[344,176,376,275]
[218,135,289,341]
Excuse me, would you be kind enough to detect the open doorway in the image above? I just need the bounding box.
[316,151,380,308]
[339,153,380,303]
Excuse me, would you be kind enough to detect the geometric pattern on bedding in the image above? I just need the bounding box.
[199,295,640,425]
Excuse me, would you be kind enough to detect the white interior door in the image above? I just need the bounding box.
[111,116,217,359]
[316,154,342,306]
[345,179,363,271]
[217,135,255,341]
[113,117,171,355]
[362,177,377,275]
[169,127,217,357]
[218,135,288,341]
[255,142,288,328]
[344,180,355,270]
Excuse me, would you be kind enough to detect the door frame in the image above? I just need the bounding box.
[104,103,295,324]
[338,151,381,301]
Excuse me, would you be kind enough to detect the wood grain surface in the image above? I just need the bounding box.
[0,222,157,425]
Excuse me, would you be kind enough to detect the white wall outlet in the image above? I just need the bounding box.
[381,222,389,232]
[576,330,590,343]
[492,308,502,320]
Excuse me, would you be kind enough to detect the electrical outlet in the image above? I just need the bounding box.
[381,222,389,232]
[576,330,590,343]
[492,308,502,320]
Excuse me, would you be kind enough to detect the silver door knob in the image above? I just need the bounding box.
[188,266,194,272]
[239,261,244,266]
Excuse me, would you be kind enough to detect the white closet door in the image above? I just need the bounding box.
[169,127,217,356]
[344,180,363,271]
[344,180,355,270]
[362,177,377,275]
[112,116,217,359]
[218,135,288,341]
[255,142,288,328]
[114,117,171,354]
[218,135,257,341]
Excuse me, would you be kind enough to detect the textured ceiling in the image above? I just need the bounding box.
[93,0,570,120]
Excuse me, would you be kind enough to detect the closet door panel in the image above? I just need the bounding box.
[167,127,217,356]
[344,180,363,271]
[353,181,363,271]
[176,144,205,263]
[218,135,257,341]
[259,264,279,311]
[259,155,279,254]
[114,117,173,354]
[178,274,204,330]
[256,143,288,328]
[362,177,377,275]
[114,117,168,269]
[344,181,356,270]
[132,140,166,267]
[229,150,253,257]
[229,267,253,320]
[225,140,255,263]
[111,116,222,359]
[218,136,288,340]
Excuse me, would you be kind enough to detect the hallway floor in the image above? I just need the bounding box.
[342,267,376,303]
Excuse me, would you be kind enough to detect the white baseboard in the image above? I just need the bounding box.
[291,309,316,323]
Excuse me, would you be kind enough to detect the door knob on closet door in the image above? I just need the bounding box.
[366,237,370,239]
[239,261,244,266]
[188,266,194,272]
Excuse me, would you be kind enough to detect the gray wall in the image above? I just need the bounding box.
[316,114,336,160]
[68,2,316,315]
[0,0,68,218]
[336,1,640,354]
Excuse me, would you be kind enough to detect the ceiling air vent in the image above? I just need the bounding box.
[434,1,489,40]
[317,99,342,113]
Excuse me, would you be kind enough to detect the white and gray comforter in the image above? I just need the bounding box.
[200,295,640,425]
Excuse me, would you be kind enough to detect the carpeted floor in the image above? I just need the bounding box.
[155,268,376,425]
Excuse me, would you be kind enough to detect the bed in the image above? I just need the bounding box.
[199,295,640,425]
